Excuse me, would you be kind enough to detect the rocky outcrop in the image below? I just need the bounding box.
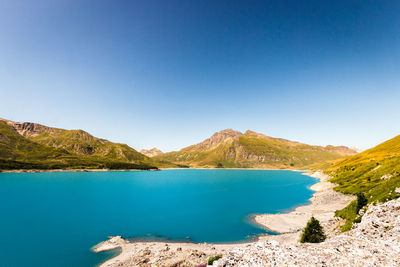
[214,198,400,267]
[140,148,163,157]
[195,129,242,150]
[0,118,55,137]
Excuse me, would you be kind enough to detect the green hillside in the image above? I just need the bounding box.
[324,135,400,231]
[155,129,357,169]
[0,119,163,170]
[0,120,86,169]
[14,122,148,162]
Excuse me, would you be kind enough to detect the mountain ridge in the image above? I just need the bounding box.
[0,118,359,171]
[155,129,357,169]
[0,118,175,170]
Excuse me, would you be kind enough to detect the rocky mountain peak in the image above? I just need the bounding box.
[212,129,242,139]
[140,147,163,157]
[195,129,243,150]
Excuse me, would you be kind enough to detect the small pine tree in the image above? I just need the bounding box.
[356,193,368,214]
[300,216,326,243]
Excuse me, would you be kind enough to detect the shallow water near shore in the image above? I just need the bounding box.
[0,169,317,267]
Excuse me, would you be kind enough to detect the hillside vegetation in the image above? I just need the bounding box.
[324,134,400,231]
[0,119,175,170]
[155,129,357,169]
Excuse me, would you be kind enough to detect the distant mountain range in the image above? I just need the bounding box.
[154,129,357,169]
[0,118,359,171]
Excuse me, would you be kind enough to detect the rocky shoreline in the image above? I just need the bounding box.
[93,237,241,267]
[94,171,356,266]
[214,197,400,266]
[0,168,304,174]
[0,167,302,173]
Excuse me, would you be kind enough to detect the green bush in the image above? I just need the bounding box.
[300,216,326,243]
[207,255,222,265]
[356,193,368,214]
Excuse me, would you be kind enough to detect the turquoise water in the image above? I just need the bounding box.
[0,169,316,267]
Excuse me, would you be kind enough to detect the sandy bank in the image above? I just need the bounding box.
[254,171,355,235]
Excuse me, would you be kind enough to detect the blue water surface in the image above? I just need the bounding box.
[0,169,317,267]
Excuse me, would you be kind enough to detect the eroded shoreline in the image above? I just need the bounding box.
[93,170,354,266]
[0,167,304,173]
[253,171,354,234]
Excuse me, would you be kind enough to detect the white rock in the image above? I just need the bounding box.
[381,174,393,180]
[214,198,400,267]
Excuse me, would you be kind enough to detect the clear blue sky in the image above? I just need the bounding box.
[1,0,399,152]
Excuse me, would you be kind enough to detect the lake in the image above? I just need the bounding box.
[0,169,317,266]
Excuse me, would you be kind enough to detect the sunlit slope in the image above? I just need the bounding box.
[0,119,163,170]
[155,129,356,169]
[13,121,148,162]
[0,120,96,169]
[324,134,400,230]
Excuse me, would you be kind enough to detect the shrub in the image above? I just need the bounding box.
[335,200,358,231]
[300,216,326,243]
[207,255,222,265]
[356,193,368,214]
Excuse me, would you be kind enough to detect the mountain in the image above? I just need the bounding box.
[3,119,147,162]
[0,118,162,170]
[154,129,357,169]
[324,134,400,231]
[0,120,86,169]
[140,148,163,157]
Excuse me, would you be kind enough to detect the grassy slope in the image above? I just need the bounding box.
[0,121,96,169]
[0,121,160,170]
[27,127,150,163]
[24,126,179,169]
[155,130,356,169]
[324,135,400,231]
